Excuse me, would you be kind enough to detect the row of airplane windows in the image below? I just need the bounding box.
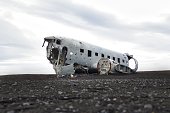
[80,49,127,64]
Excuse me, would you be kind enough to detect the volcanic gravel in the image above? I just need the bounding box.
[0,71,170,113]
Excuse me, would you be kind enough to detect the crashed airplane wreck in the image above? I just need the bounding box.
[42,36,138,76]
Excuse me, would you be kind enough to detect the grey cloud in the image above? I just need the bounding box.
[0,0,125,31]
[23,0,133,42]
[33,0,120,28]
[0,46,26,60]
[0,18,33,48]
[134,36,170,53]
[136,21,170,34]
[131,18,170,52]
[1,0,170,53]
[0,18,36,61]
[0,0,135,46]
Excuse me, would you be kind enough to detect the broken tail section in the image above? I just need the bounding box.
[97,55,138,75]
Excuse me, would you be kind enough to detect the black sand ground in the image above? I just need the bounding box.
[0,71,170,113]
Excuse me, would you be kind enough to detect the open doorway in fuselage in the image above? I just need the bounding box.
[59,46,68,65]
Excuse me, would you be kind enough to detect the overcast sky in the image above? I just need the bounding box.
[0,0,170,75]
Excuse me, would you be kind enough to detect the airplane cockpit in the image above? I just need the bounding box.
[42,37,68,66]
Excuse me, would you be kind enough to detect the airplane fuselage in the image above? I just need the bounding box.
[42,36,137,75]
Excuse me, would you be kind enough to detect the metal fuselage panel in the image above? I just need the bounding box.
[44,36,129,69]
